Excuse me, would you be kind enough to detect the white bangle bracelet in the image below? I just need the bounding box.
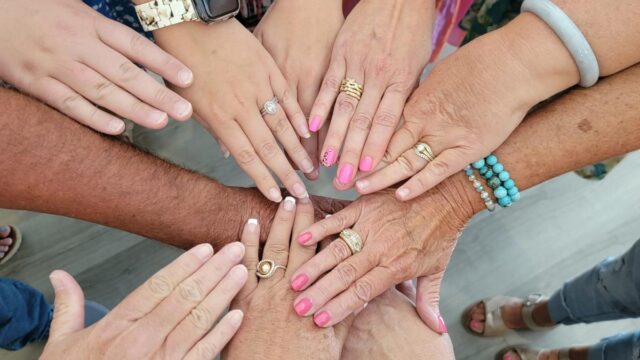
[521,0,599,87]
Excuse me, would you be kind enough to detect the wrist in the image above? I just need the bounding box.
[429,172,484,224]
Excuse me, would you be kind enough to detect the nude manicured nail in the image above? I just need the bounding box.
[337,164,354,184]
[294,298,312,316]
[297,232,312,245]
[301,158,315,174]
[322,148,337,167]
[293,183,308,198]
[109,119,125,133]
[356,180,369,192]
[226,242,244,260]
[284,196,296,211]
[291,274,309,291]
[179,69,194,85]
[49,271,66,291]
[193,243,214,261]
[359,156,373,172]
[309,116,322,132]
[174,100,192,118]
[149,110,168,125]
[246,218,258,232]
[439,315,448,334]
[397,187,410,200]
[228,309,244,326]
[269,188,283,202]
[314,311,331,327]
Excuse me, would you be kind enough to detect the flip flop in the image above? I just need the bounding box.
[496,346,571,360]
[0,225,22,265]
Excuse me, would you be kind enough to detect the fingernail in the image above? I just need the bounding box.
[397,187,410,200]
[229,309,244,326]
[222,150,230,159]
[230,265,248,279]
[109,119,125,133]
[174,100,192,118]
[148,110,168,125]
[269,188,283,202]
[337,164,354,185]
[359,156,373,172]
[314,311,331,327]
[49,272,66,291]
[301,159,315,174]
[246,218,258,232]
[283,196,296,211]
[469,319,483,333]
[309,116,321,132]
[293,183,308,198]
[297,232,312,245]
[193,243,214,261]
[179,69,194,85]
[226,242,245,260]
[322,148,338,167]
[356,180,369,192]
[294,298,312,316]
[439,315,448,334]
[291,274,309,291]
[300,126,311,139]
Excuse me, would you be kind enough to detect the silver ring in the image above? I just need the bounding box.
[256,259,286,279]
[260,97,279,117]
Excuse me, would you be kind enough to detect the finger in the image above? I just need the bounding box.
[301,134,320,180]
[320,87,362,170]
[0,238,12,246]
[261,197,296,275]
[396,148,470,201]
[360,88,407,172]
[96,18,193,87]
[270,71,310,139]
[261,102,314,174]
[115,243,214,318]
[381,120,423,167]
[299,81,322,180]
[309,57,346,134]
[293,249,376,316]
[355,147,427,194]
[313,267,392,327]
[239,219,260,296]
[184,310,243,360]
[416,273,446,334]
[294,205,358,246]
[29,77,125,134]
[237,112,308,199]
[287,197,318,276]
[49,270,85,339]
[84,44,192,122]
[164,265,247,358]
[212,122,282,202]
[210,132,231,159]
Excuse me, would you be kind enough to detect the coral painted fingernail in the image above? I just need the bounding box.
[297,232,312,245]
[294,298,312,316]
[291,274,309,291]
[314,311,331,327]
[359,156,373,172]
[322,148,337,167]
[337,164,354,184]
[439,315,448,334]
[309,116,322,132]
[470,319,483,333]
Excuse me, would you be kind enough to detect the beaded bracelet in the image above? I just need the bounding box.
[471,154,520,208]
[465,165,496,212]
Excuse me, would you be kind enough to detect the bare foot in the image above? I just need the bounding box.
[0,225,14,260]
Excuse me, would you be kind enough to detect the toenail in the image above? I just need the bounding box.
[470,319,483,333]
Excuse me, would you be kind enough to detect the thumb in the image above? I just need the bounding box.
[49,270,85,339]
[415,273,447,335]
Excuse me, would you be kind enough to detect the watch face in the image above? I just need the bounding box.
[205,0,240,20]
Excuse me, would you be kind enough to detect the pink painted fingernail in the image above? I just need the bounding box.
[439,315,448,334]
[469,319,483,333]
[309,116,322,132]
[291,274,309,291]
[314,311,331,327]
[297,232,312,245]
[294,298,312,316]
[337,164,354,185]
[322,148,337,167]
[359,156,373,172]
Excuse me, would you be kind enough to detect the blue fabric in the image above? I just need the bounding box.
[83,0,148,36]
[0,278,52,351]
[548,239,640,360]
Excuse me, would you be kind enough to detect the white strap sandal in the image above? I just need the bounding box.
[0,225,22,265]
[497,346,571,360]
[464,294,554,337]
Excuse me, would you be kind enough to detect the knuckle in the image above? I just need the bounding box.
[237,149,258,166]
[396,155,417,175]
[331,240,352,262]
[351,112,372,131]
[335,262,358,287]
[258,141,280,159]
[267,243,289,256]
[153,87,172,104]
[353,279,374,303]
[279,88,293,104]
[147,274,173,299]
[118,61,139,83]
[93,81,116,101]
[337,97,356,114]
[374,56,392,76]
[428,160,451,178]
[272,117,291,137]
[323,76,342,91]
[373,111,398,128]
[177,278,205,303]
[129,33,148,52]
[188,306,213,330]
[59,93,82,112]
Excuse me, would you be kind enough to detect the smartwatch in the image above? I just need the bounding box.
[135,0,240,32]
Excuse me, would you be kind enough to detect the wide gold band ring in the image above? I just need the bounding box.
[340,79,363,101]
[339,229,363,255]
[256,259,286,279]
[414,142,435,163]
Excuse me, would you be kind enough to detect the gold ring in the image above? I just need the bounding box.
[256,259,286,279]
[339,229,363,255]
[340,79,363,101]
[414,142,435,162]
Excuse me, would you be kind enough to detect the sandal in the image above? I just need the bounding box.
[463,294,554,337]
[496,346,571,360]
[0,225,22,265]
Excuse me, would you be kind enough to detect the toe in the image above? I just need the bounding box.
[503,350,521,360]
[0,238,12,246]
[0,246,8,252]
[469,319,484,334]
[0,225,10,238]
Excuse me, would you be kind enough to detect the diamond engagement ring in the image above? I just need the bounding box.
[256,259,286,279]
[414,142,435,162]
[260,97,279,117]
[339,229,363,255]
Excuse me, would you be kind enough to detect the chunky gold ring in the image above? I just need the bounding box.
[256,259,286,279]
[340,79,363,101]
[414,142,435,162]
[339,229,363,255]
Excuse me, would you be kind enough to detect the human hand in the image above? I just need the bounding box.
[40,242,247,360]
[254,0,344,180]
[154,19,313,202]
[224,197,353,359]
[308,0,434,188]
[289,174,475,332]
[0,0,193,135]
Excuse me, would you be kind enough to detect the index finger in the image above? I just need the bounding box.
[294,205,358,247]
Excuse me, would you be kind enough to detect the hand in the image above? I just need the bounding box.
[224,197,353,359]
[289,174,475,332]
[0,0,193,135]
[308,0,434,188]
[41,243,247,359]
[254,0,344,180]
[154,19,314,202]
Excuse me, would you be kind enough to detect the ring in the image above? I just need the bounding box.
[414,142,435,162]
[256,259,286,279]
[260,97,279,117]
[340,79,363,101]
[339,229,363,255]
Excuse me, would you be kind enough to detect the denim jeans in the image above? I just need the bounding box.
[548,239,640,360]
[0,278,52,351]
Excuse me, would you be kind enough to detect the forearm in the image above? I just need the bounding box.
[0,88,275,249]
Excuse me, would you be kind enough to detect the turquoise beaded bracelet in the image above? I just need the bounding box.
[471,154,520,208]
